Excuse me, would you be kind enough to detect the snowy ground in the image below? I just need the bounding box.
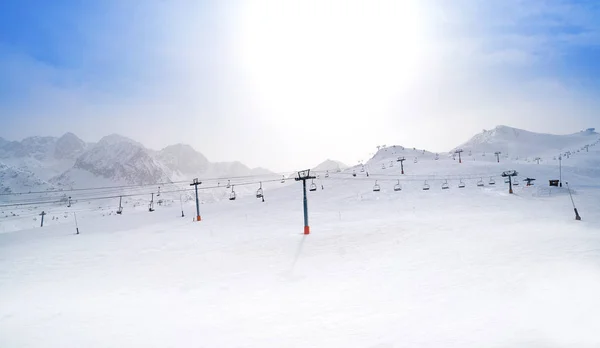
[2,148,600,347]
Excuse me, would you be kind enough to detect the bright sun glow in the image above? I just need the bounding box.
[232,0,428,128]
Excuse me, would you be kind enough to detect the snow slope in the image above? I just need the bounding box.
[2,137,600,346]
[2,127,600,347]
[454,125,599,159]
[0,163,52,196]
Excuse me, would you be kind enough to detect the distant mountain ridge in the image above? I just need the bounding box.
[1,126,597,192]
[0,133,274,190]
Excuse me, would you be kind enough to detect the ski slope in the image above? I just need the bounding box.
[2,133,600,347]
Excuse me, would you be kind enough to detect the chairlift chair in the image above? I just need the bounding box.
[157,186,161,197]
[414,157,418,163]
[389,161,393,167]
[360,166,365,173]
[229,186,236,201]
[458,180,465,188]
[226,180,231,189]
[325,171,329,178]
[309,180,317,192]
[513,178,519,186]
[281,175,285,183]
[423,180,430,191]
[489,177,496,185]
[442,180,450,190]
[394,179,402,191]
[256,182,264,198]
[373,181,381,192]
[352,170,357,177]
[477,178,484,187]
[381,163,386,170]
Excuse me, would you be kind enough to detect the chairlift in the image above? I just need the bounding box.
[352,170,357,177]
[309,179,317,192]
[422,180,430,191]
[226,180,231,189]
[360,166,365,173]
[489,177,496,185]
[373,181,381,192]
[325,171,329,178]
[477,178,484,187]
[381,163,386,170]
[458,180,465,188]
[157,186,161,197]
[256,182,264,198]
[441,180,450,190]
[67,196,72,208]
[513,177,520,186]
[281,175,285,183]
[229,186,236,201]
[394,179,402,191]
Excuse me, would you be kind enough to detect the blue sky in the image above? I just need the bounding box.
[1,0,599,171]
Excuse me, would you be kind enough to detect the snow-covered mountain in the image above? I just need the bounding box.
[0,136,55,161]
[0,133,275,190]
[312,159,348,173]
[52,134,172,186]
[0,132,87,162]
[156,144,271,180]
[453,125,599,159]
[2,126,598,192]
[54,132,87,160]
[156,144,210,179]
[0,133,88,183]
[209,161,272,178]
[357,145,440,172]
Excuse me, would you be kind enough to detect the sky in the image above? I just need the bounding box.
[1,0,599,172]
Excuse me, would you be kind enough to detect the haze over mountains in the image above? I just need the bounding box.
[0,133,274,193]
[0,126,597,194]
